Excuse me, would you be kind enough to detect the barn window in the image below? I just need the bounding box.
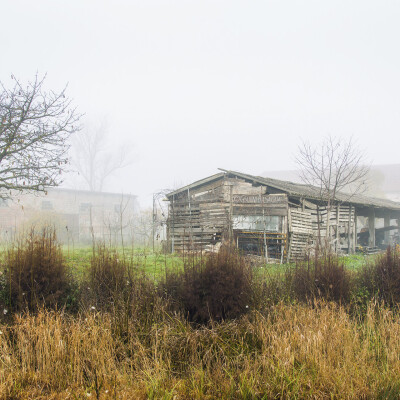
[232,215,281,232]
[233,215,284,259]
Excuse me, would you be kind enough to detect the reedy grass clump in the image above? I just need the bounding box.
[2,227,76,313]
[358,246,400,307]
[287,252,352,304]
[83,243,161,341]
[2,301,400,399]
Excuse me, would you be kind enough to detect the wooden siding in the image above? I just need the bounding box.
[167,177,289,254]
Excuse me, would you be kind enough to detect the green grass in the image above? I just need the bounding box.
[338,253,368,271]
[62,245,185,282]
[61,246,375,283]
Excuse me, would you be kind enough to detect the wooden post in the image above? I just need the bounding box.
[347,206,352,254]
[287,208,292,263]
[188,188,192,250]
[354,210,358,250]
[171,195,175,253]
[398,218,400,244]
[262,186,268,263]
[152,194,155,253]
[336,204,340,252]
[229,183,233,244]
[368,208,376,248]
[316,205,321,250]
[384,213,390,246]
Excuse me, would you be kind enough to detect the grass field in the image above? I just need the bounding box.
[62,245,369,281]
[2,233,400,399]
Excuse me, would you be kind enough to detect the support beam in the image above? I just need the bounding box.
[347,206,352,254]
[336,204,340,252]
[354,211,358,250]
[368,208,376,248]
[398,219,400,245]
[384,213,391,246]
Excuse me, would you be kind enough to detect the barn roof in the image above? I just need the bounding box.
[167,169,400,211]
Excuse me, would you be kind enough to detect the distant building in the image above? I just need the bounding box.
[0,188,138,244]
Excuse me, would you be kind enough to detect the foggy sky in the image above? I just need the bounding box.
[1,0,400,207]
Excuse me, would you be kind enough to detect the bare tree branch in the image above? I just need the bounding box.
[296,135,369,202]
[296,135,370,251]
[71,120,134,192]
[0,73,81,198]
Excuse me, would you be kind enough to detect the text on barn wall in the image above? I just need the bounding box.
[232,194,287,204]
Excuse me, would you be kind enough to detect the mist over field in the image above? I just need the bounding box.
[1,0,400,208]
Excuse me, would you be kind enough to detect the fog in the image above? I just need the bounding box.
[1,0,400,207]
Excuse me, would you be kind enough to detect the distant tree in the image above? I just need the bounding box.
[296,135,369,249]
[0,74,81,198]
[71,120,133,192]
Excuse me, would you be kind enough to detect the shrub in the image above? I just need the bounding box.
[287,252,351,304]
[3,226,75,312]
[85,244,127,310]
[358,246,400,307]
[161,246,254,324]
[83,244,159,338]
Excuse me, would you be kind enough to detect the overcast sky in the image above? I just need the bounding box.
[1,0,399,207]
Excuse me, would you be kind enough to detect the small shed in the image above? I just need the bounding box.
[165,169,400,262]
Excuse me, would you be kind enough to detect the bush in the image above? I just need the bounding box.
[161,246,254,324]
[287,252,351,304]
[85,244,127,310]
[83,244,159,338]
[3,227,76,312]
[358,246,400,307]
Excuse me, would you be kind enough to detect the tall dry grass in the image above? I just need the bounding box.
[2,301,400,399]
[3,227,75,313]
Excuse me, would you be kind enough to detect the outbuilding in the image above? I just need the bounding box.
[166,169,400,262]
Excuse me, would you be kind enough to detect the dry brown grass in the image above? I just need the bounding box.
[2,301,400,399]
[3,227,75,312]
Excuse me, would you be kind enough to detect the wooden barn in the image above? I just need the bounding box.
[165,169,400,262]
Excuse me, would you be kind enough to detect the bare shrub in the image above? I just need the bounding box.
[358,246,400,307]
[161,246,253,324]
[287,252,351,303]
[83,244,159,338]
[85,244,127,310]
[4,227,75,312]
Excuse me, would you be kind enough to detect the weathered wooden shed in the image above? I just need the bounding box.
[166,169,400,262]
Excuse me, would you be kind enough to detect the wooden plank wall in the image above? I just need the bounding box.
[287,204,356,261]
[288,208,313,261]
[310,205,355,252]
[168,198,229,251]
[167,177,289,253]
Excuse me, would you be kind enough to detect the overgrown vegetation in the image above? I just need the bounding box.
[2,227,76,312]
[1,228,400,398]
[2,302,400,399]
[358,246,400,307]
[161,246,253,324]
[287,252,351,303]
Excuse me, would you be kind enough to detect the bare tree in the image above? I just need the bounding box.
[0,74,81,198]
[296,135,369,248]
[71,120,133,192]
